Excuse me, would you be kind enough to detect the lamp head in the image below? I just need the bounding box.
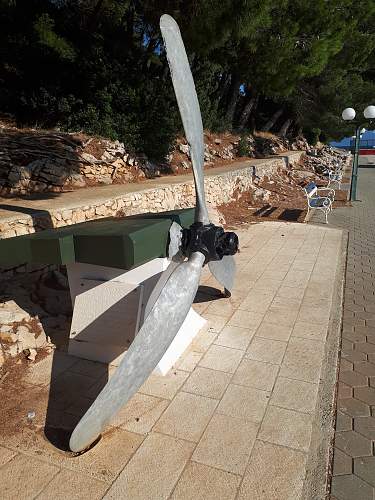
[342,108,356,121]
[364,105,375,120]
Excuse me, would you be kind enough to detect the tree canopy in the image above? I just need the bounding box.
[1,0,374,158]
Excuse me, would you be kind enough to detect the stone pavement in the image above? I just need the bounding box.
[312,166,375,500]
[0,221,345,499]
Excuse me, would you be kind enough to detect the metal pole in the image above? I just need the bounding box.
[349,125,361,201]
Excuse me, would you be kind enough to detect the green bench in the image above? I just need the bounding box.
[0,208,195,269]
[0,208,205,373]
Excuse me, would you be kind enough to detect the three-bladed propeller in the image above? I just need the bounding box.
[69,14,238,453]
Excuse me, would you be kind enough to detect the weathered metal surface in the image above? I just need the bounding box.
[69,251,205,452]
[208,255,236,292]
[160,15,209,225]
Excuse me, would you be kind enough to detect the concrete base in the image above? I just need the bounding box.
[66,259,206,375]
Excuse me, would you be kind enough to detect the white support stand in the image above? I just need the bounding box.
[66,259,206,375]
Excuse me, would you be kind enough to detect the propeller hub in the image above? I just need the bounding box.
[182,223,239,264]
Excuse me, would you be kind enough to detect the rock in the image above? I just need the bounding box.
[81,152,99,163]
[68,173,86,188]
[99,176,112,185]
[0,330,17,342]
[178,143,190,155]
[0,302,31,323]
[25,348,37,361]
[16,326,36,350]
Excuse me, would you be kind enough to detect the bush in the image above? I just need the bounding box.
[237,136,251,156]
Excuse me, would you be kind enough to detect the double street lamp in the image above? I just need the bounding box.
[342,105,375,201]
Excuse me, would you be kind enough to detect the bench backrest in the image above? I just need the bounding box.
[304,182,317,198]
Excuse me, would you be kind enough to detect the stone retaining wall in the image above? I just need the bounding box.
[0,152,304,275]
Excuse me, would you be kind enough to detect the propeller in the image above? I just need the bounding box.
[69,14,239,453]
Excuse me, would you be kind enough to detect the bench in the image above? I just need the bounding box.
[0,208,207,374]
[326,170,343,189]
[304,182,335,223]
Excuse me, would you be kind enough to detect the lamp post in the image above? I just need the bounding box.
[342,106,375,201]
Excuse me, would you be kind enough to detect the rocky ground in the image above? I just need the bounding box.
[0,115,312,197]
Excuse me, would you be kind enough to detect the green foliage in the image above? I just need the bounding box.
[237,136,251,156]
[34,13,76,61]
[304,128,321,146]
[0,0,374,154]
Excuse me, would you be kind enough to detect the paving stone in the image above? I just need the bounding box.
[246,337,287,365]
[228,310,264,330]
[255,321,293,341]
[153,392,217,442]
[340,358,354,371]
[354,456,375,487]
[111,393,169,434]
[339,370,368,388]
[354,386,375,405]
[232,358,279,392]
[215,324,255,350]
[354,416,375,440]
[353,361,375,376]
[217,384,269,423]
[335,431,373,458]
[262,307,298,328]
[279,337,324,383]
[355,342,375,354]
[341,350,367,363]
[292,321,327,342]
[331,471,374,500]
[270,376,318,414]
[199,344,243,373]
[37,469,108,500]
[192,413,259,475]
[103,433,194,500]
[258,405,312,452]
[140,369,189,400]
[336,411,352,432]
[338,398,371,418]
[171,462,240,500]
[238,440,306,500]
[173,347,203,372]
[332,448,353,476]
[0,454,59,499]
[182,367,232,399]
[338,382,353,399]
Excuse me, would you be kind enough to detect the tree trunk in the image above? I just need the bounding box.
[261,108,283,132]
[279,118,292,137]
[238,94,258,130]
[225,74,240,126]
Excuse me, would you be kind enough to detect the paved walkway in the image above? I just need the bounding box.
[0,221,344,499]
[311,166,375,499]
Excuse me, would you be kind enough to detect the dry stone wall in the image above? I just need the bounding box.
[0,152,304,276]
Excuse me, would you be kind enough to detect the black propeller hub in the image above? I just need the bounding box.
[182,223,239,264]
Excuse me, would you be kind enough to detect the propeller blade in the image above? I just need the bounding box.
[69,251,205,453]
[143,222,185,320]
[160,14,209,225]
[208,255,236,294]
